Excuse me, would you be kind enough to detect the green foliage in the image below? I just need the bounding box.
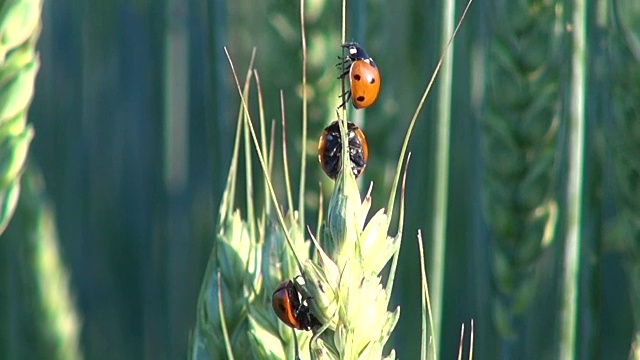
[190,59,317,359]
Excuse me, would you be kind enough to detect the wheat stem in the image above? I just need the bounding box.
[429,0,456,355]
[298,0,308,225]
[559,0,587,358]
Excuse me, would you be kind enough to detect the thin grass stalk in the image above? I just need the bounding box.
[456,323,465,360]
[298,0,307,225]
[316,183,324,243]
[417,229,436,360]
[340,0,347,123]
[243,75,256,238]
[483,0,563,354]
[280,92,296,223]
[254,76,271,260]
[469,320,474,360]
[429,0,456,355]
[254,71,270,217]
[455,321,475,360]
[558,0,587,358]
[268,119,276,183]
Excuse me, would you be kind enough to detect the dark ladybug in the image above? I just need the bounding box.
[338,42,381,109]
[317,120,368,180]
[272,279,321,331]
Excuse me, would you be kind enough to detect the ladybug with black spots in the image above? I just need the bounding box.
[317,120,368,180]
[272,279,321,331]
[338,42,381,109]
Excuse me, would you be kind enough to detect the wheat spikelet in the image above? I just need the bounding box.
[301,166,401,360]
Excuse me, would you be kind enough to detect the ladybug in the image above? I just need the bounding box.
[338,42,381,109]
[317,120,368,180]
[272,279,321,331]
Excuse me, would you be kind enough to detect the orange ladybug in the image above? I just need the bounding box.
[272,279,321,331]
[317,120,368,180]
[338,42,381,109]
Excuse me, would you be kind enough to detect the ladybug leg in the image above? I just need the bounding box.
[335,60,350,70]
[337,89,352,109]
[335,56,351,67]
[336,57,352,76]
[337,68,350,79]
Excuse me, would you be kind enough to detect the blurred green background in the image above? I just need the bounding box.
[1,0,639,359]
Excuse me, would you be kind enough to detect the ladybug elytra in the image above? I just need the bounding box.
[318,120,368,180]
[338,42,381,109]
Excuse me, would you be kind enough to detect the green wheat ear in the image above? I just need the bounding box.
[0,0,40,234]
[190,54,317,359]
[483,0,562,341]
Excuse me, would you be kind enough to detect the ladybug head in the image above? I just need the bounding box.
[342,42,371,61]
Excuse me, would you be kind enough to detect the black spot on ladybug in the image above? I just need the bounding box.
[354,74,361,81]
